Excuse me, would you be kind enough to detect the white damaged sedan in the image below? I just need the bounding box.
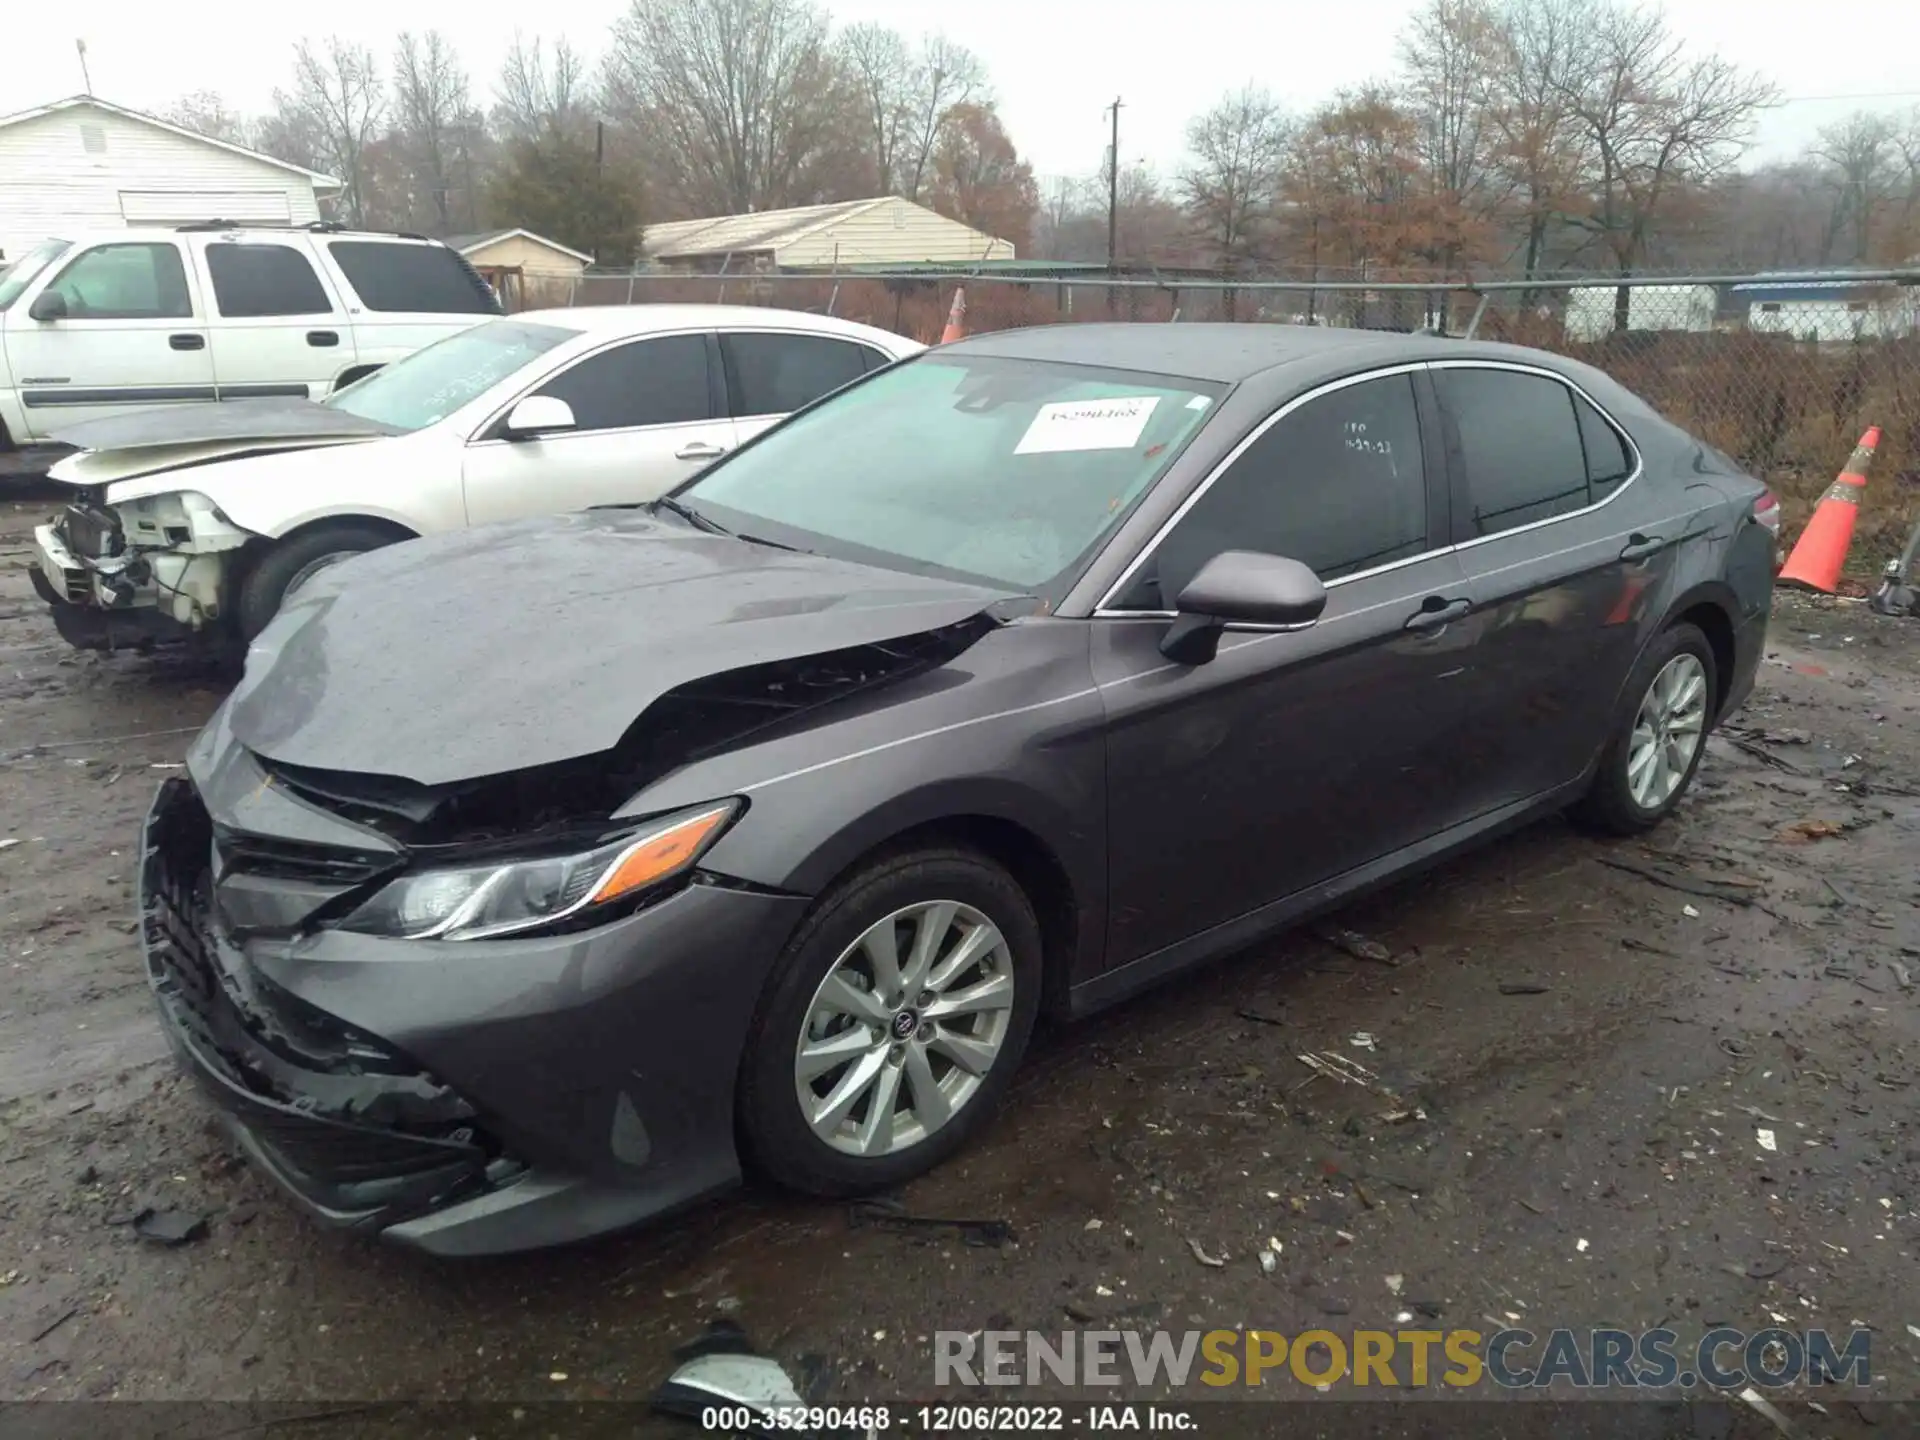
[29,305,921,651]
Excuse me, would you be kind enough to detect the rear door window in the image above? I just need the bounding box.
[531,334,713,432]
[206,242,333,317]
[720,332,884,416]
[1574,393,1635,498]
[326,241,499,314]
[1435,368,1592,539]
[1118,371,1432,607]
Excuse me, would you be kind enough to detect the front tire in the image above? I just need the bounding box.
[738,848,1042,1196]
[236,524,399,639]
[1571,621,1717,835]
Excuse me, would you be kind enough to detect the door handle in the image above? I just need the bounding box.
[1619,533,1665,562]
[168,333,205,351]
[306,330,339,347]
[675,441,728,460]
[1404,596,1472,632]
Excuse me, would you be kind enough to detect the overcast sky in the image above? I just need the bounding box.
[13,0,1920,188]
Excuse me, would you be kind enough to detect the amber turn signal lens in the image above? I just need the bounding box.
[588,804,735,904]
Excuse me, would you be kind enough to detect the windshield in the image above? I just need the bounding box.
[683,354,1224,593]
[324,318,577,431]
[0,239,72,311]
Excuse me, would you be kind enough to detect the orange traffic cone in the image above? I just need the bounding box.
[1778,426,1880,593]
[940,286,967,344]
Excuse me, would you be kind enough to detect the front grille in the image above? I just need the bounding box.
[142,779,502,1196]
[214,828,394,886]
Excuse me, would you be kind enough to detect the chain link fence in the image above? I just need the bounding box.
[539,268,1920,572]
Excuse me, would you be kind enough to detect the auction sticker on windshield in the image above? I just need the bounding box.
[1014,396,1161,454]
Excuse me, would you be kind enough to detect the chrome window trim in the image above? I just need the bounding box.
[1092,357,1644,618]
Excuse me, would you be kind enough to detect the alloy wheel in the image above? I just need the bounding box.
[794,900,1016,1158]
[1627,652,1708,810]
[283,552,353,602]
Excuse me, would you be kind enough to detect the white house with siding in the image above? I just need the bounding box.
[0,95,341,264]
[639,196,1013,272]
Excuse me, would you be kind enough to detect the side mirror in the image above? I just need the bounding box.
[1160,550,1328,665]
[28,290,68,322]
[502,394,576,440]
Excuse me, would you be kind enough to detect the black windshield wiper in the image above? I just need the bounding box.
[734,532,810,554]
[651,494,731,535]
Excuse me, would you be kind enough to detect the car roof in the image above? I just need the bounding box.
[513,304,921,348]
[65,227,450,246]
[941,322,1573,386]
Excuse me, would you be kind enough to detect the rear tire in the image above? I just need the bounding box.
[1570,621,1717,836]
[236,524,400,639]
[737,847,1042,1197]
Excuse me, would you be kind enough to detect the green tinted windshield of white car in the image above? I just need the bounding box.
[324,318,579,431]
[685,354,1224,590]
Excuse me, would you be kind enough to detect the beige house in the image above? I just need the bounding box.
[449,228,595,309]
[640,197,1013,272]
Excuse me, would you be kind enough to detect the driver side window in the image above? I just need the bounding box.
[45,242,193,320]
[530,333,713,433]
[1114,372,1431,610]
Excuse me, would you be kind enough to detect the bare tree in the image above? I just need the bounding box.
[1398,0,1508,266]
[159,91,253,147]
[494,34,590,145]
[839,27,987,200]
[1180,85,1292,270]
[393,31,477,234]
[1484,0,1589,285]
[277,38,387,226]
[604,0,859,215]
[1814,113,1895,263]
[1552,1,1778,326]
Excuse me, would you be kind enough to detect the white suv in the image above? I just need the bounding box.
[0,224,502,450]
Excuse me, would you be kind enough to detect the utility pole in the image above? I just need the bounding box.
[1105,97,1123,272]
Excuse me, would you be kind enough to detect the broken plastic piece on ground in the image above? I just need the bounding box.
[653,1352,805,1426]
[1312,924,1397,965]
[130,1208,208,1246]
[1187,1237,1227,1267]
[847,1196,1012,1248]
[1498,982,1551,995]
[1780,818,1845,842]
[1736,1385,1798,1437]
[673,1318,756,1362]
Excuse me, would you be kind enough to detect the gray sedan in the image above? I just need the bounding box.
[138,323,1775,1254]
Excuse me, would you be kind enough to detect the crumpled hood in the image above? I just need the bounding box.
[228,508,1020,785]
[46,397,400,452]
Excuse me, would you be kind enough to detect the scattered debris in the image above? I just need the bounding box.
[1385,1274,1404,1295]
[1757,1129,1779,1153]
[1235,1008,1288,1028]
[1258,1250,1277,1275]
[1684,905,1701,918]
[1620,936,1676,957]
[1736,1385,1799,1438]
[848,1198,1011,1248]
[30,1307,80,1344]
[1780,818,1846,842]
[1187,1238,1227,1268]
[130,1208,208,1247]
[1498,982,1551,996]
[1312,924,1397,966]
[0,838,18,852]
[1576,1239,1590,1254]
[654,1351,804,1425]
[1596,855,1759,907]
[1084,1218,1103,1232]
[1296,1051,1379,1089]
[1348,1031,1377,1051]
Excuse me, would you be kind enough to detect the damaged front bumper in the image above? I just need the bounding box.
[139,746,811,1256]
[29,492,248,650]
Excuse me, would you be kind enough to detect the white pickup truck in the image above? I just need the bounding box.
[0,223,502,453]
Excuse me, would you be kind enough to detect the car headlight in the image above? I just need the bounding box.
[337,800,739,941]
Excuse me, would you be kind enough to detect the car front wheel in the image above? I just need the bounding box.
[738,847,1042,1196]
[1572,621,1718,835]
[236,524,400,639]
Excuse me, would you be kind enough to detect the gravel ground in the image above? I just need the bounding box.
[2,495,1919,1434]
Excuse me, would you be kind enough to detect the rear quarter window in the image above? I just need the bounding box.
[325,241,502,315]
